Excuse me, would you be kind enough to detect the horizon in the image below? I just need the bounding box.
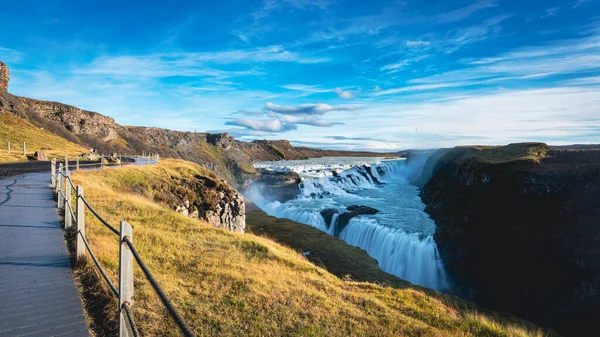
[1,0,599,151]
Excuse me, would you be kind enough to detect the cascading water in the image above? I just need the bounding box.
[251,157,449,291]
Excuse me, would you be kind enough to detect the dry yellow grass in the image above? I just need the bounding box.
[0,112,88,163]
[70,159,551,337]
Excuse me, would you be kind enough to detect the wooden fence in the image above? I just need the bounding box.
[51,155,196,337]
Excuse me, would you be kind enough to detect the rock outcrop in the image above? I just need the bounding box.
[245,169,301,203]
[420,143,600,336]
[321,205,379,236]
[166,175,246,233]
[0,61,9,91]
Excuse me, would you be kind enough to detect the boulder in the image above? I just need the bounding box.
[320,208,339,229]
[33,151,48,161]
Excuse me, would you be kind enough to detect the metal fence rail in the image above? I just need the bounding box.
[51,154,197,337]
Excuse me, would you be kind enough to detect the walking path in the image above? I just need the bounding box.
[0,172,89,337]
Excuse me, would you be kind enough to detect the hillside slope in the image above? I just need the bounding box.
[0,111,88,163]
[69,159,549,337]
[420,143,600,336]
[0,61,393,184]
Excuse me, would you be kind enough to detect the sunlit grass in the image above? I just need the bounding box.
[452,143,550,164]
[70,159,552,337]
[0,112,88,163]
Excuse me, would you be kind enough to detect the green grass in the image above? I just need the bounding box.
[237,162,257,174]
[70,159,552,337]
[450,143,550,165]
[0,112,88,163]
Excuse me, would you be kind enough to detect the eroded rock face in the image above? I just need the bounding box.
[172,178,246,234]
[0,62,8,91]
[203,191,245,233]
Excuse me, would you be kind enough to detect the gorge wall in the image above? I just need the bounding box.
[420,143,600,336]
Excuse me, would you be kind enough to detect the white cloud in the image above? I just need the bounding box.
[380,60,410,72]
[264,102,356,115]
[360,86,600,149]
[226,118,297,132]
[275,113,341,126]
[406,40,430,47]
[335,87,358,99]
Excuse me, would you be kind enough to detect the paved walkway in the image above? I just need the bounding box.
[0,172,89,337]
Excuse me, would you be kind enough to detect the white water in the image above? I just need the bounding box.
[250,157,449,290]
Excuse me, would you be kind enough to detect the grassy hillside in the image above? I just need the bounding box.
[448,143,550,165]
[69,159,550,337]
[0,111,88,163]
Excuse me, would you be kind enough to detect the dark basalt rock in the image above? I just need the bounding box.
[320,208,338,229]
[364,166,382,184]
[320,205,379,237]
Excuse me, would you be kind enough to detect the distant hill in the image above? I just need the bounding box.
[0,61,394,184]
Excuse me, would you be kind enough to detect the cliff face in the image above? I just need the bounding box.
[420,143,600,335]
[0,62,9,91]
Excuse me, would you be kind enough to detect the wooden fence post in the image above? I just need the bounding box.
[58,163,64,209]
[65,170,72,229]
[101,154,104,170]
[22,142,26,156]
[7,141,10,154]
[76,186,86,266]
[76,156,80,171]
[51,159,56,189]
[119,221,135,337]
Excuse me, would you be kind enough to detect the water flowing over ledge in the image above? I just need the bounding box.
[250,157,449,290]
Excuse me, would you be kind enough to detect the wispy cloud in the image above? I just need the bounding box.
[433,0,499,24]
[540,7,560,19]
[264,102,356,115]
[380,60,410,72]
[443,14,512,53]
[0,47,25,63]
[406,40,430,47]
[281,84,360,99]
[73,46,329,79]
[252,0,334,21]
[573,0,593,9]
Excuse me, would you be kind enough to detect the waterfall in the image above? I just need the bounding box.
[251,158,449,291]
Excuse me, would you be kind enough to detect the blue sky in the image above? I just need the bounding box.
[1,0,599,150]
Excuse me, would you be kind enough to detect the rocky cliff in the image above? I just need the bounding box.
[420,143,600,336]
[0,62,9,91]
[0,62,391,186]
